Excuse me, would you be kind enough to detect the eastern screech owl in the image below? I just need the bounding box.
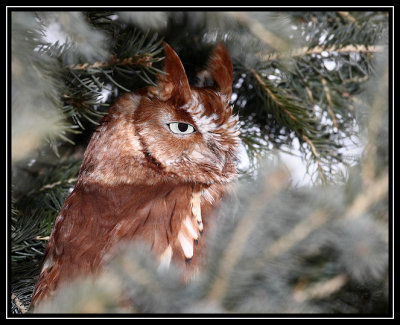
[30,42,240,309]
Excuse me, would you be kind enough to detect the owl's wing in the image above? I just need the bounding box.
[30,187,107,308]
[30,182,203,309]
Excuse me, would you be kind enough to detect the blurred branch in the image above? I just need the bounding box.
[338,11,359,27]
[293,273,348,302]
[261,44,384,61]
[344,173,388,220]
[361,67,389,185]
[206,168,289,303]
[228,12,289,51]
[264,209,328,260]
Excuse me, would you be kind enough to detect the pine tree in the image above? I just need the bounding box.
[8,9,391,316]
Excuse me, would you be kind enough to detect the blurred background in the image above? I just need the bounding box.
[9,10,391,315]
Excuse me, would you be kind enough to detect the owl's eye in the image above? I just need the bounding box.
[167,122,196,135]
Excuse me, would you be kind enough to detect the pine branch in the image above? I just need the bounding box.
[321,78,338,128]
[234,12,384,183]
[301,133,328,185]
[11,293,28,314]
[65,54,156,72]
[248,66,333,183]
[250,68,299,123]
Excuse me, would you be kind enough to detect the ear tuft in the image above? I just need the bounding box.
[207,43,233,104]
[155,42,192,106]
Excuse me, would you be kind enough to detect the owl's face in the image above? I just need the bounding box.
[80,43,239,187]
[134,87,239,185]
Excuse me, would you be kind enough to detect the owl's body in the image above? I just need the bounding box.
[30,43,239,309]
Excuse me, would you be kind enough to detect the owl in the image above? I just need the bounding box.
[30,42,240,310]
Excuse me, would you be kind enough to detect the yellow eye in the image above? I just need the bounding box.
[168,122,196,135]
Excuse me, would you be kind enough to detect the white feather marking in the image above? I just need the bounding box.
[178,232,193,259]
[194,113,218,133]
[181,92,199,110]
[158,245,173,271]
[191,191,203,232]
[41,255,54,272]
[185,217,198,240]
[201,188,215,204]
[129,93,141,110]
[191,191,202,223]
[191,149,205,160]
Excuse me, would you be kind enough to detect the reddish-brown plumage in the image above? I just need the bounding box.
[30,43,239,310]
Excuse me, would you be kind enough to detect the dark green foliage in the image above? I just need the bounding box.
[10,158,82,314]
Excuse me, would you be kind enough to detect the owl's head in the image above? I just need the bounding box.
[80,43,240,187]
